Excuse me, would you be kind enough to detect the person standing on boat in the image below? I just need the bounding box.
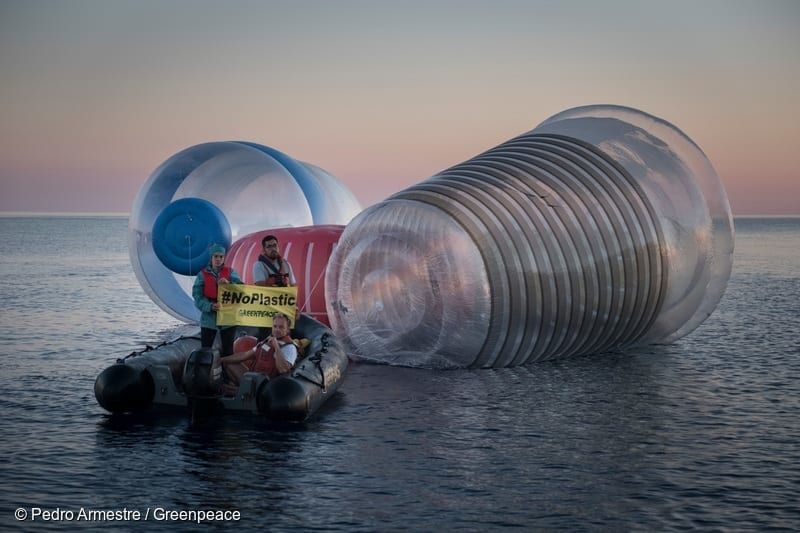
[253,234,297,288]
[252,234,297,338]
[220,313,298,392]
[192,243,243,356]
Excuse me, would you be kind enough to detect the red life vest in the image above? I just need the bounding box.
[250,336,293,378]
[201,266,231,301]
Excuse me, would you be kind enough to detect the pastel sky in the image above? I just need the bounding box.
[1,0,798,215]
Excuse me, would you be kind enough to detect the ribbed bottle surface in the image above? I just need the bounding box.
[327,133,666,367]
[326,106,733,368]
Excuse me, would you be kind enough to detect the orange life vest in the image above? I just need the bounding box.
[250,336,293,378]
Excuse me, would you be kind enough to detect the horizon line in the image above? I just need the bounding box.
[0,211,130,217]
[1,211,798,219]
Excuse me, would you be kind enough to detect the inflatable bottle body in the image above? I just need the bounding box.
[325,105,734,368]
[128,141,361,323]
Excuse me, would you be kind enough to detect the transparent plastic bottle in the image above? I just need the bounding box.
[325,105,734,368]
[129,141,361,323]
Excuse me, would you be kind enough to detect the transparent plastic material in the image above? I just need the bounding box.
[535,105,734,343]
[326,200,491,368]
[299,162,363,225]
[129,141,361,323]
[326,105,734,368]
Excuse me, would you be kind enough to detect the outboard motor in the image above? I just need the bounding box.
[182,348,223,399]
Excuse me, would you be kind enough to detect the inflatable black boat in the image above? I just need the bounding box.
[94,314,347,422]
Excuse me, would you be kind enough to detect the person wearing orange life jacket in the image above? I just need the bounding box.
[220,313,298,391]
[192,243,243,356]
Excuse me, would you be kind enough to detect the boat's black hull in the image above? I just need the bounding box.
[94,314,347,422]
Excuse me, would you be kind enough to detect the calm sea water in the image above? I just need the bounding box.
[0,216,798,531]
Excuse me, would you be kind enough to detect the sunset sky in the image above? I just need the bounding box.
[1,0,798,215]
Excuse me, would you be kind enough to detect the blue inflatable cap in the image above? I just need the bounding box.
[152,197,232,276]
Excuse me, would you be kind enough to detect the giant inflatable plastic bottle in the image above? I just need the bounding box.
[325,105,734,368]
[128,141,361,323]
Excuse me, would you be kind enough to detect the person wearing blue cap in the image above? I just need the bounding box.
[192,244,243,356]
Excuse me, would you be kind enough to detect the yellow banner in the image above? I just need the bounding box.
[216,284,297,327]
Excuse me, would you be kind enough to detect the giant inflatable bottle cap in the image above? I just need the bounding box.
[151,197,232,276]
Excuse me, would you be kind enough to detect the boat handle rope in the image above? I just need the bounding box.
[294,332,330,393]
[117,335,202,364]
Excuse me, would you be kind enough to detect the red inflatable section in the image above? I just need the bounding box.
[226,225,345,326]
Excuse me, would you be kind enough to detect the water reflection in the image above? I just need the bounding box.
[326,352,675,527]
[93,409,314,526]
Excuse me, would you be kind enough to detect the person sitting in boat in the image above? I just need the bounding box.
[220,313,298,391]
[253,234,296,287]
[192,243,243,356]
